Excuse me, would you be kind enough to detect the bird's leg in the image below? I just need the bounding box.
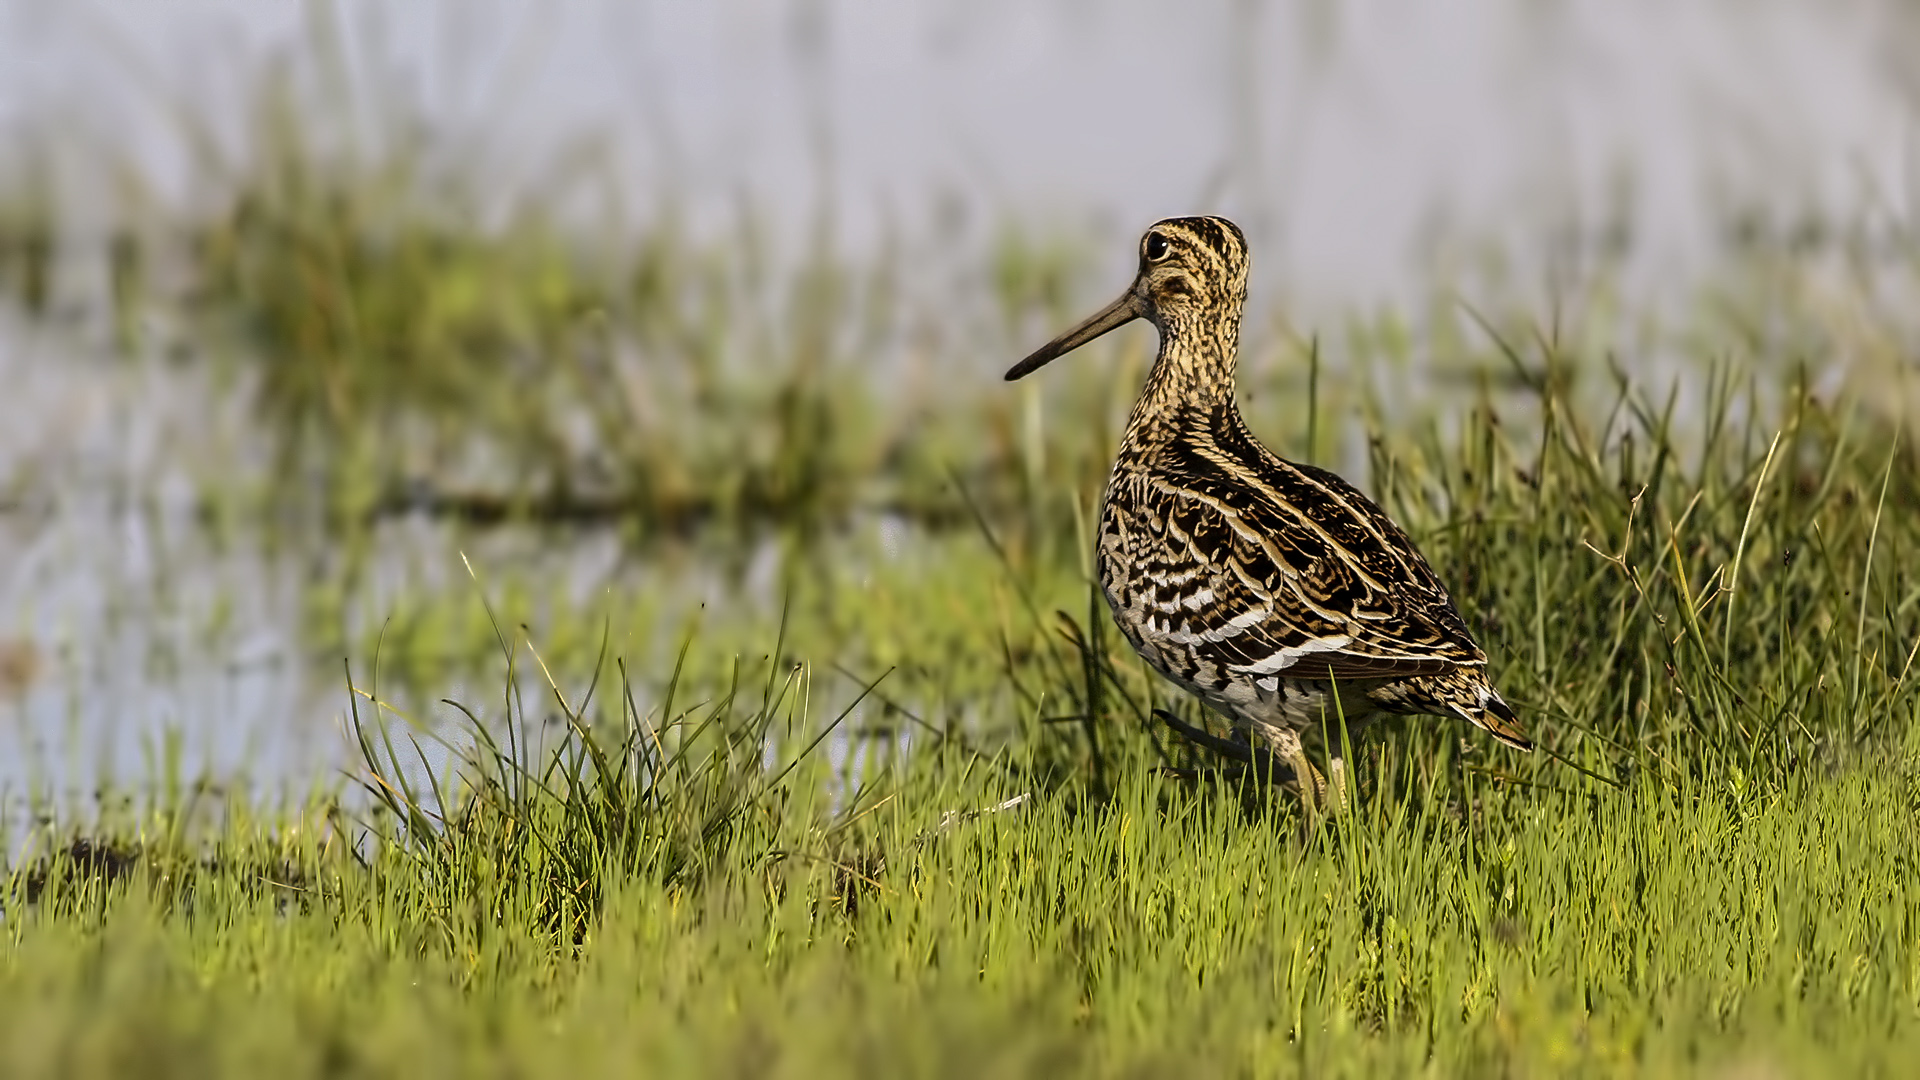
[1321,700,1363,816]
[1263,726,1327,816]
[1153,710,1294,787]
[1153,711,1334,814]
[1325,756,1351,815]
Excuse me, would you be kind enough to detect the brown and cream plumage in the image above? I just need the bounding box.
[1006,216,1530,808]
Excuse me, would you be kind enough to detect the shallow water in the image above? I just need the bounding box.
[0,312,310,814]
[0,311,783,820]
[0,306,926,821]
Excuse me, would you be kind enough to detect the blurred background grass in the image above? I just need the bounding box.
[1,1,1918,1075]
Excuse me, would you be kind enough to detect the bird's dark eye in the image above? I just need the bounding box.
[1144,232,1170,261]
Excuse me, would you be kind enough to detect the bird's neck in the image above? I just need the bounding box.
[1124,315,1240,442]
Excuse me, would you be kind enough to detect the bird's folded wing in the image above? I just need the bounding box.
[1134,472,1486,682]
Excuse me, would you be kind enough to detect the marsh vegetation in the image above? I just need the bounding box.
[3,17,1920,1077]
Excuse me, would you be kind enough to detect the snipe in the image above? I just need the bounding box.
[1006,216,1530,810]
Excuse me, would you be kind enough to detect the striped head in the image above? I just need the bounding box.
[1005,216,1249,382]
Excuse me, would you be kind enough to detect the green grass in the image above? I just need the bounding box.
[5,688,1917,1076]
[6,328,1920,1074]
[5,43,1920,1075]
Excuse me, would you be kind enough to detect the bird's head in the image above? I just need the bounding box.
[1005,216,1248,381]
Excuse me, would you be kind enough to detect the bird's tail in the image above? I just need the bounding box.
[1458,689,1532,752]
[1370,668,1533,751]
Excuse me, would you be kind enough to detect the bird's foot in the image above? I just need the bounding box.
[1267,728,1355,820]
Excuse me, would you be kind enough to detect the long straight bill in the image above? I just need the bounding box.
[1004,290,1146,380]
